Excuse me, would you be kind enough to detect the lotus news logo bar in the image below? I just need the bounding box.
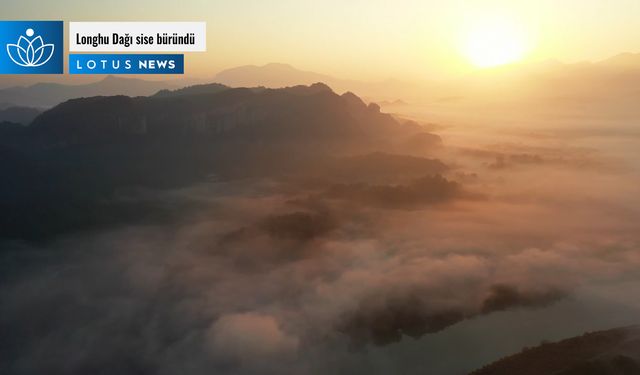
[0,21,63,74]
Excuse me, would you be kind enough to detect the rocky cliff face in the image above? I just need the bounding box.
[28,83,400,146]
[0,83,435,240]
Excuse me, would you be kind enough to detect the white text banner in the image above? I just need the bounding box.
[69,22,206,52]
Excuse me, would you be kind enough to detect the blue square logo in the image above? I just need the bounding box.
[0,21,63,74]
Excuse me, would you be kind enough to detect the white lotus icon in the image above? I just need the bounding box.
[6,28,55,67]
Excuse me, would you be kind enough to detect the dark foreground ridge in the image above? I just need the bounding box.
[28,82,398,144]
[0,83,442,240]
[471,326,640,375]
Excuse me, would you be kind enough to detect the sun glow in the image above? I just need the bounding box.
[463,18,530,68]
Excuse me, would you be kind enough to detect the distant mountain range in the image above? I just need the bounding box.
[0,76,178,108]
[214,63,333,88]
[2,50,640,110]
[600,52,640,68]
[443,52,640,106]
[471,326,640,375]
[0,106,41,125]
[213,63,416,102]
[211,53,640,105]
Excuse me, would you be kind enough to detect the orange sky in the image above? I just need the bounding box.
[3,0,640,81]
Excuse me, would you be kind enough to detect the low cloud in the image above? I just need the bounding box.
[1,135,639,374]
[208,313,299,365]
[481,284,566,314]
[260,211,338,241]
[337,284,566,347]
[324,175,462,209]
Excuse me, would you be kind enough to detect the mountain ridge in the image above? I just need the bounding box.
[0,76,178,108]
[28,82,398,146]
[0,83,440,240]
[471,326,640,375]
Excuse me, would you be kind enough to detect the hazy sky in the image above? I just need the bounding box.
[3,0,640,80]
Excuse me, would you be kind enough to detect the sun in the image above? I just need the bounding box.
[463,18,529,68]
